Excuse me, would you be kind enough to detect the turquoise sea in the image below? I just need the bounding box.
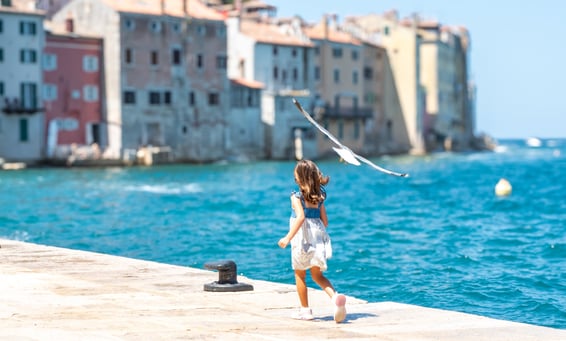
[1,139,565,329]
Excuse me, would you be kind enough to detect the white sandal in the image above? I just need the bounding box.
[292,307,314,320]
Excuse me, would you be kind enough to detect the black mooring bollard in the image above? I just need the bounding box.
[203,260,253,292]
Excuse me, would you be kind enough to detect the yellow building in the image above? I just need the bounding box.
[304,15,369,158]
[418,21,473,151]
[344,11,425,155]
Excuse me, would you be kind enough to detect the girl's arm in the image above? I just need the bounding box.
[320,202,328,227]
[278,196,305,248]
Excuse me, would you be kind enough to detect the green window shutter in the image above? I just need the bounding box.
[19,118,29,142]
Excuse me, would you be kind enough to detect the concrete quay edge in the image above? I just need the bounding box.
[1,238,564,341]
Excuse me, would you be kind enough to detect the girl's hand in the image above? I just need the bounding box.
[278,237,289,248]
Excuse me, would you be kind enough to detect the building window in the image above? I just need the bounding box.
[83,55,98,72]
[364,67,373,80]
[197,25,206,36]
[42,84,57,101]
[0,81,4,96]
[123,90,136,104]
[0,19,3,33]
[353,71,358,84]
[273,46,278,56]
[83,85,98,102]
[20,49,37,63]
[149,20,161,33]
[352,50,359,60]
[149,91,160,105]
[217,26,226,37]
[42,53,57,71]
[332,48,342,58]
[333,69,340,83]
[172,48,182,65]
[208,92,219,106]
[354,120,360,139]
[282,70,287,82]
[314,46,319,56]
[292,48,297,57]
[189,91,195,106]
[71,90,81,99]
[172,22,181,33]
[125,48,133,64]
[314,66,320,81]
[384,26,390,35]
[163,91,171,104]
[338,120,344,139]
[273,66,278,79]
[20,83,37,109]
[197,54,203,68]
[150,50,159,65]
[0,48,3,62]
[216,55,227,69]
[19,21,37,35]
[124,18,135,31]
[19,118,29,142]
[293,68,298,81]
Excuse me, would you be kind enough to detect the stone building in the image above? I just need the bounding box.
[0,2,46,163]
[51,0,230,162]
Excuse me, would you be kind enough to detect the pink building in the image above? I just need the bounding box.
[43,23,104,156]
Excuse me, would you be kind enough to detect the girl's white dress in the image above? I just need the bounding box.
[289,191,332,271]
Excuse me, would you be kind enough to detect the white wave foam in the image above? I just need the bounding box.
[1,230,30,242]
[126,184,202,194]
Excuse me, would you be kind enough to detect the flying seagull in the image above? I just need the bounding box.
[293,98,409,178]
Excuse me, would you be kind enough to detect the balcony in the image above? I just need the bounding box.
[2,98,44,115]
[317,104,373,119]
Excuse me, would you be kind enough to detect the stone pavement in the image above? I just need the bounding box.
[1,239,565,340]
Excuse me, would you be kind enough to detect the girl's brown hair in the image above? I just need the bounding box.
[294,160,330,205]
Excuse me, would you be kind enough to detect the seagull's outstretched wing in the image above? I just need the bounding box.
[293,98,409,178]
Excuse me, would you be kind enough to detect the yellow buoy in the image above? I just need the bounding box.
[495,178,512,197]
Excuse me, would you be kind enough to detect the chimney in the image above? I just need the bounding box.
[322,14,328,40]
[65,14,74,33]
[161,0,165,14]
[183,0,187,16]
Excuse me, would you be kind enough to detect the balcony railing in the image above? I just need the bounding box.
[2,98,44,115]
[317,104,373,119]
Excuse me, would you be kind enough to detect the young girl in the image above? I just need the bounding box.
[278,159,347,322]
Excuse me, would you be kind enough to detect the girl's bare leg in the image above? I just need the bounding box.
[294,269,309,307]
[310,267,336,298]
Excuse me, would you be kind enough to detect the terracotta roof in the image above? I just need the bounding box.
[242,0,275,10]
[0,3,44,16]
[418,20,440,30]
[100,0,225,21]
[240,19,313,47]
[230,78,264,89]
[304,23,361,45]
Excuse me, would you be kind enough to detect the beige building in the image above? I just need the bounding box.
[51,0,230,162]
[344,11,425,155]
[346,10,476,154]
[227,16,316,160]
[360,41,392,155]
[304,15,370,158]
[419,22,473,151]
